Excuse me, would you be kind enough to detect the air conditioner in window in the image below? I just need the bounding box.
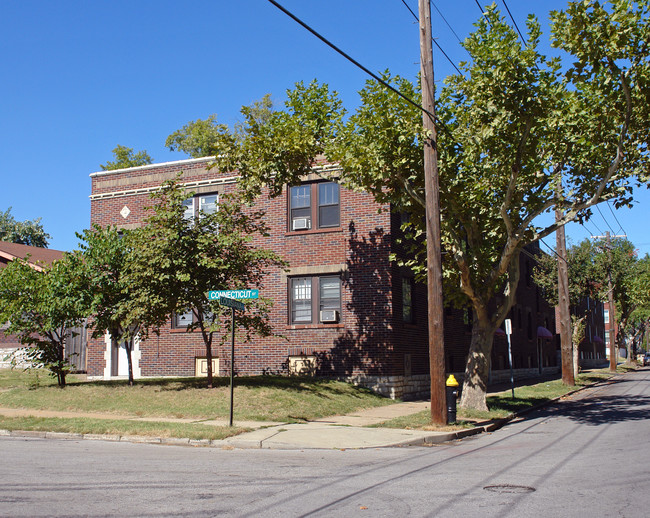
[292,218,310,230]
[320,310,338,323]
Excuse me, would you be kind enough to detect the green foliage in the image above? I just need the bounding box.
[533,238,602,307]
[205,1,649,410]
[213,83,344,200]
[598,240,650,354]
[100,145,153,171]
[0,255,89,386]
[535,237,650,356]
[166,114,232,158]
[0,207,50,247]
[127,178,287,387]
[75,225,141,384]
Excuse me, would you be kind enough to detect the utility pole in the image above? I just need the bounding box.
[556,209,574,385]
[605,232,618,372]
[556,184,574,386]
[419,0,446,425]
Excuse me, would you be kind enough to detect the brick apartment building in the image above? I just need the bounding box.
[87,157,563,398]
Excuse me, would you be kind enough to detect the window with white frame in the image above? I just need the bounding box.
[604,309,610,324]
[290,275,341,324]
[289,182,339,231]
[183,193,218,221]
[173,309,194,328]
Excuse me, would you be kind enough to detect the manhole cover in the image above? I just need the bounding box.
[484,484,536,494]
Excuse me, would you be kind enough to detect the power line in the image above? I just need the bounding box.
[595,204,616,235]
[580,221,598,238]
[266,0,435,121]
[500,0,526,45]
[539,237,570,266]
[587,216,605,236]
[431,1,463,45]
[399,0,464,75]
[473,0,492,27]
[606,200,627,236]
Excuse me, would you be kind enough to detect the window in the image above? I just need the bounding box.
[318,182,339,228]
[463,307,471,327]
[402,277,414,323]
[183,193,218,221]
[291,277,312,323]
[605,330,610,346]
[289,182,339,231]
[173,309,194,328]
[604,309,610,324]
[290,275,341,324]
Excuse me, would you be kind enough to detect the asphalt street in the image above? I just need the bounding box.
[1,368,649,517]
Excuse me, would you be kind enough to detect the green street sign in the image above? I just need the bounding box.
[208,289,259,300]
[219,297,245,311]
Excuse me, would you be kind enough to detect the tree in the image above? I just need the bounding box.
[534,239,603,376]
[208,1,649,411]
[594,238,647,363]
[100,145,153,171]
[537,238,650,367]
[166,115,229,158]
[0,254,88,386]
[628,255,650,355]
[127,179,287,388]
[76,225,141,385]
[0,207,50,247]
[166,96,274,159]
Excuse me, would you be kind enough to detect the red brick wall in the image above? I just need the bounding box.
[87,160,560,383]
[88,160,403,378]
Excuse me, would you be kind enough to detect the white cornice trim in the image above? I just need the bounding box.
[89,175,240,201]
[89,156,216,178]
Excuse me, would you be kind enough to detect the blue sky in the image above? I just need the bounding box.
[1,0,647,256]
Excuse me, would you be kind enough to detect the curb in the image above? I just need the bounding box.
[0,373,625,450]
[0,429,225,448]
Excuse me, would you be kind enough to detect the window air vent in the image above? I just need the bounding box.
[320,310,338,323]
[292,218,310,230]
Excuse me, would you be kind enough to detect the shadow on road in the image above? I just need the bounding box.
[532,377,650,426]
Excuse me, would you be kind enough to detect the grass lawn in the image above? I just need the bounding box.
[0,369,395,422]
[375,365,634,430]
[0,415,248,440]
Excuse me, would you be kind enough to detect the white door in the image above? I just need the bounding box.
[117,342,129,376]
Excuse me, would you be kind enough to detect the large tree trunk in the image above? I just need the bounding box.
[459,314,496,412]
[571,316,586,379]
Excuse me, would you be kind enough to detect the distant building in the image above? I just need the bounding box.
[0,242,65,368]
[0,241,64,271]
[603,302,625,361]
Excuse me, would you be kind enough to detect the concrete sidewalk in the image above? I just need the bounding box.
[1,374,577,450]
[0,399,496,449]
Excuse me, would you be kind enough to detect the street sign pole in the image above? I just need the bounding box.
[505,319,515,399]
[229,306,235,427]
[217,296,246,427]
